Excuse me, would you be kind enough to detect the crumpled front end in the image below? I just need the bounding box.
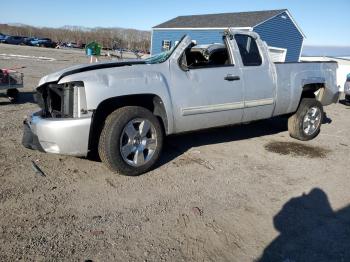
[22,81,92,156]
[35,81,82,118]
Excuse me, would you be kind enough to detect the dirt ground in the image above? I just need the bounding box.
[1,44,350,262]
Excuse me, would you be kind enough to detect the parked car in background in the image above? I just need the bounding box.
[65,42,85,48]
[29,38,56,48]
[345,74,350,104]
[24,37,36,45]
[67,42,78,48]
[3,36,26,45]
[0,33,10,43]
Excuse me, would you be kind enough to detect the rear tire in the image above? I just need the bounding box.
[288,98,324,141]
[98,106,163,176]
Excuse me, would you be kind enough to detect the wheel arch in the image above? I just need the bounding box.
[298,82,326,107]
[301,82,324,96]
[87,94,169,158]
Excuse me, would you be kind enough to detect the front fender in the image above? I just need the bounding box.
[58,63,176,134]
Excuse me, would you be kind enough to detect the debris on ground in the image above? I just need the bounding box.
[191,207,203,216]
[31,160,46,177]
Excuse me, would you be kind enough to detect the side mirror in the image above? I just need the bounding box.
[180,62,190,71]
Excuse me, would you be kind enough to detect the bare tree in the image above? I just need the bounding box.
[0,23,151,51]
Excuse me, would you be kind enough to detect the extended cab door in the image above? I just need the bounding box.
[233,33,276,122]
[168,36,244,133]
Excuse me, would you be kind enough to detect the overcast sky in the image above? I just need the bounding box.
[1,0,349,46]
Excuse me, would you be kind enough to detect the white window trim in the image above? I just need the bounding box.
[150,30,154,55]
[268,46,287,52]
[162,40,171,51]
[298,38,305,62]
[268,46,287,62]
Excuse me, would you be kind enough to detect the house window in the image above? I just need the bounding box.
[162,40,171,51]
[234,34,262,66]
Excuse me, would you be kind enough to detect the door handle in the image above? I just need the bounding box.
[224,75,240,81]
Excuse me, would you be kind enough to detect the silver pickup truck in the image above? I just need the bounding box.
[23,29,339,175]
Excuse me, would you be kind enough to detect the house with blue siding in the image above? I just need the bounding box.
[151,9,305,62]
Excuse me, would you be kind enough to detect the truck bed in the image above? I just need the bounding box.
[273,61,338,116]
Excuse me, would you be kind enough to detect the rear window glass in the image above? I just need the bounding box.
[235,34,262,66]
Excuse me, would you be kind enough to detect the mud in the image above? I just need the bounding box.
[265,141,331,158]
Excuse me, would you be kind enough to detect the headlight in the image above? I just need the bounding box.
[73,83,89,118]
[62,81,88,118]
[36,81,87,118]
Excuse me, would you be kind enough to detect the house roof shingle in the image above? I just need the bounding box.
[153,9,287,29]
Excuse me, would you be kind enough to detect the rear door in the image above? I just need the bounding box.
[233,33,276,122]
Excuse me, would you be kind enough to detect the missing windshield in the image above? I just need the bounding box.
[145,35,187,64]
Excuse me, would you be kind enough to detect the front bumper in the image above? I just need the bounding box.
[22,111,92,157]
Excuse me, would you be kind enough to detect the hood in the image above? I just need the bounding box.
[38,60,146,86]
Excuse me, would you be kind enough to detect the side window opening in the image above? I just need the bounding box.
[180,43,231,70]
[234,34,262,66]
[208,49,230,66]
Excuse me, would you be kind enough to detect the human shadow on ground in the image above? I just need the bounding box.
[0,91,35,105]
[258,188,350,262]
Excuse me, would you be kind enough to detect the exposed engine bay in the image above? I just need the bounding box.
[36,82,80,118]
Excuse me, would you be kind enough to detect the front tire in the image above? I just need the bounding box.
[288,98,324,141]
[98,106,163,176]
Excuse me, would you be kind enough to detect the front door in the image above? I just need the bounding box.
[168,36,244,133]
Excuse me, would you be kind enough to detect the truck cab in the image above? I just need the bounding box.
[170,31,276,132]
